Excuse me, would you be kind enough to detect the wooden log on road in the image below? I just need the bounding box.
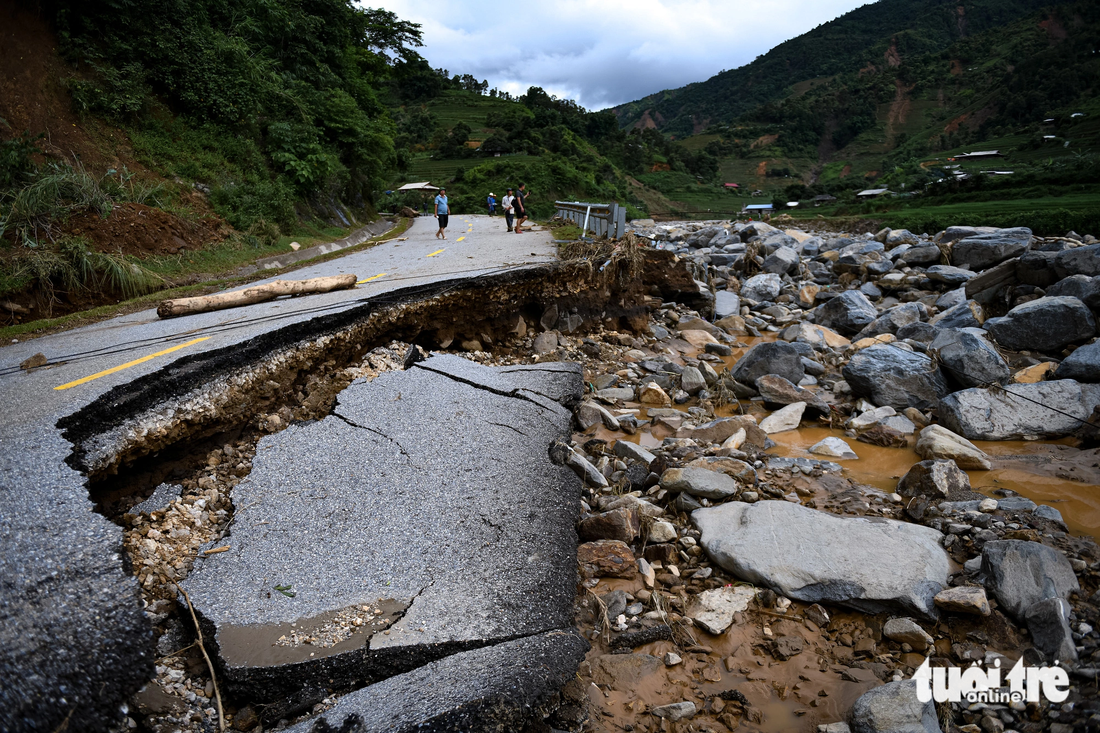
[157,274,358,319]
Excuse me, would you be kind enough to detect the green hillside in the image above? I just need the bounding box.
[612,0,1077,137]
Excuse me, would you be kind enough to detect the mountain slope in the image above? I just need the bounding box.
[612,0,1074,136]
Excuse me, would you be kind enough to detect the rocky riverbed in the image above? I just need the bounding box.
[105,218,1100,733]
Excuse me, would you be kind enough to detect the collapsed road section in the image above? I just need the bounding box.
[181,355,586,715]
[2,241,700,732]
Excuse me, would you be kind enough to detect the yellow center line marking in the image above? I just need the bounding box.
[55,337,211,391]
[356,273,387,284]
[457,236,465,242]
[427,248,445,257]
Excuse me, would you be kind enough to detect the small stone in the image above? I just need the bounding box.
[578,540,637,579]
[808,437,858,460]
[651,701,696,721]
[883,617,934,652]
[933,586,991,616]
[664,652,683,666]
[688,585,756,635]
[759,401,806,434]
[649,521,677,544]
[638,383,671,405]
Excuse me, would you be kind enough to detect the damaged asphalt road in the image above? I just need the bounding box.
[0,215,562,732]
[180,355,585,713]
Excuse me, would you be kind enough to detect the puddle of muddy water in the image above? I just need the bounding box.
[216,598,407,667]
[769,427,1100,538]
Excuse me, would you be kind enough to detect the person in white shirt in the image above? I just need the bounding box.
[501,187,515,232]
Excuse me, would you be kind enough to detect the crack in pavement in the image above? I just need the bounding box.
[331,412,412,459]
[488,421,529,437]
[411,362,568,420]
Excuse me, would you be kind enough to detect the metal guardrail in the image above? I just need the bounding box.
[554,201,627,239]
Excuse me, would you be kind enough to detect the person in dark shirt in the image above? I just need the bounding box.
[513,183,529,233]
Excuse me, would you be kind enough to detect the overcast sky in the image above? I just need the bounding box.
[371,0,871,111]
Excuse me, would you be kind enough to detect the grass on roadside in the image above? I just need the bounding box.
[0,217,412,342]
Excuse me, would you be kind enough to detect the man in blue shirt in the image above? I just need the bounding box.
[487,192,496,216]
[434,188,449,239]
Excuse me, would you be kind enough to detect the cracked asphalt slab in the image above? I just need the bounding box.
[285,630,589,733]
[180,355,584,708]
[0,216,558,732]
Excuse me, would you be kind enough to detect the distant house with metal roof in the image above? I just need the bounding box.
[742,203,774,212]
[723,183,740,189]
[856,188,891,198]
[812,194,837,206]
[953,150,1002,161]
[396,181,440,192]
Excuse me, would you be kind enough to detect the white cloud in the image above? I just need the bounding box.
[369,0,870,110]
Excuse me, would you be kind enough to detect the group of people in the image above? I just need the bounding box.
[432,183,530,239]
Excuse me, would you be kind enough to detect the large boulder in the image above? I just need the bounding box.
[813,291,878,336]
[1047,274,1100,310]
[763,246,800,275]
[754,374,829,414]
[951,228,1032,270]
[660,467,739,499]
[984,296,1096,352]
[980,540,1079,621]
[730,341,805,386]
[740,273,782,302]
[885,229,921,248]
[926,265,976,286]
[939,380,1100,440]
[928,329,1010,389]
[848,680,941,733]
[842,344,949,410]
[1054,243,1100,278]
[914,425,991,470]
[899,244,942,266]
[1056,340,1100,382]
[1026,597,1078,663]
[693,501,950,618]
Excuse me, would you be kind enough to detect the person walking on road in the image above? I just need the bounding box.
[513,183,528,233]
[434,188,449,239]
[501,188,515,231]
[487,192,496,216]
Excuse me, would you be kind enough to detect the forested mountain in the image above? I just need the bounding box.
[612,0,1079,136]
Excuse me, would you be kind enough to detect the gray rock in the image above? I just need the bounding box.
[596,387,635,401]
[533,331,559,354]
[897,245,941,268]
[860,282,882,300]
[883,617,933,651]
[901,244,942,266]
[661,467,739,500]
[842,344,948,410]
[763,246,800,276]
[566,448,609,488]
[897,459,970,520]
[939,379,1100,440]
[1025,597,1078,663]
[180,356,583,701]
[985,296,1096,352]
[652,701,697,721]
[952,228,1032,270]
[929,300,983,330]
[1034,504,1067,527]
[1054,243,1100,278]
[688,586,756,634]
[1055,340,1100,382]
[762,233,800,253]
[129,482,183,515]
[808,436,858,460]
[730,341,806,386]
[848,680,941,733]
[759,401,807,434]
[754,374,829,414]
[614,440,658,468]
[854,303,926,340]
[813,290,878,336]
[680,366,707,395]
[886,229,921,248]
[284,631,589,733]
[741,273,783,302]
[895,322,940,344]
[714,290,741,318]
[935,287,966,310]
[928,329,1010,388]
[693,501,949,618]
[1047,274,1100,310]
[980,540,1080,621]
[926,265,976,286]
[914,425,991,470]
